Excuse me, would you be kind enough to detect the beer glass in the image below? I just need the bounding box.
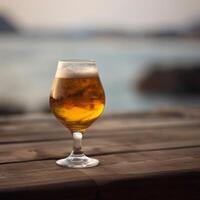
[49,60,105,168]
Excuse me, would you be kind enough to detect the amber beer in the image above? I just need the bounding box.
[50,60,105,168]
[50,75,105,133]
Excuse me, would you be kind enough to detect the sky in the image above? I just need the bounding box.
[0,0,200,30]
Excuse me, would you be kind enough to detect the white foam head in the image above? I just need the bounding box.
[55,60,98,78]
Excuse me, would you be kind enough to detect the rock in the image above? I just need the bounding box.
[0,15,18,33]
[136,63,200,95]
[0,103,25,115]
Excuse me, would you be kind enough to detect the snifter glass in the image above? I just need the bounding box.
[49,59,105,168]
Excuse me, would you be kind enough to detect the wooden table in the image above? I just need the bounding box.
[0,108,200,200]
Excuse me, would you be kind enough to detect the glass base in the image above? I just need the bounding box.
[56,152,99,168]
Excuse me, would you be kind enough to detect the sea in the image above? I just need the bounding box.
[1,34,200,113]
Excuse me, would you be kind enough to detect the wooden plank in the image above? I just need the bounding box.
[1,120,200,144]
[0,107,199,144]
[93,172,200,200]
[0,114,200,144]
[0,112,199,133]
[1,126,200,164]
[0,160,97,200]
[1,108,200,199]
[0,147,200,200]
[82,147,200,200]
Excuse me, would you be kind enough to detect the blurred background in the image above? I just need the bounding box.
[0,0,200,115]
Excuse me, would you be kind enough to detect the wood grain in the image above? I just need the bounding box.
[0,147,200,199]
[0,108,200,200]
[0,123,200,164]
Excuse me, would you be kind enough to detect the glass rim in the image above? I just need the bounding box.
[58,59,96,64]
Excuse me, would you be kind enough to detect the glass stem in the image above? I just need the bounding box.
[72,132,83,155]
